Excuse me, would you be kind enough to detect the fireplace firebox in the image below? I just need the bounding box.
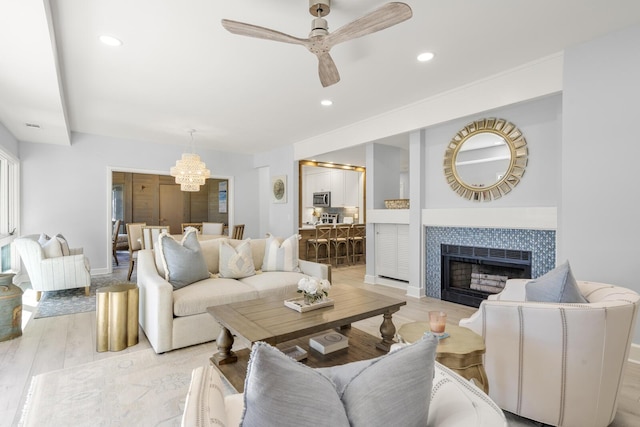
[441,244,532,307]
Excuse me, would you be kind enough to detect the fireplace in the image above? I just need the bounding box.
[441,244,532,307]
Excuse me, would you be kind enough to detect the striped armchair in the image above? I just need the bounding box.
[14,234,91,301]
[459,279,639,427]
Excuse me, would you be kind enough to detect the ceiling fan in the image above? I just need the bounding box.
[221,1,413,87]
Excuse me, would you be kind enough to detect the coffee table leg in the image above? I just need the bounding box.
[376,310,399,352]
[210,326,238,366]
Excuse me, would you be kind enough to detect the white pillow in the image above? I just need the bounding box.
[41,236,63,258]
[55,234,70,256]
[262,233,300,272]
[219,240,256,279]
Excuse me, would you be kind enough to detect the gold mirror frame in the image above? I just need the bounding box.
[443,118,528,202]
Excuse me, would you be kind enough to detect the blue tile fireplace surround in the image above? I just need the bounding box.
[425,226,557,301]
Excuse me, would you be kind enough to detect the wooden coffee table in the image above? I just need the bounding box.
[207,284,406,379]
[397,322,489,393]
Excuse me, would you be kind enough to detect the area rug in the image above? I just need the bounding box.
[33,266,133,319]
[18,342,235,427]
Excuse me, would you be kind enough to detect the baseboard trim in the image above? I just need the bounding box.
[629,343,640,364]
[364,274,376,285]
[406,285,425,299]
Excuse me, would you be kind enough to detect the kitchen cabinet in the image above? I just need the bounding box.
[328,169,360,207]
[375,223,409,281]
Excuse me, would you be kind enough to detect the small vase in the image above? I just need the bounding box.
[304,293,315,305]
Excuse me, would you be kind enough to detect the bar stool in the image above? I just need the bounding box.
[331,224,351,267]
[306,225,332,264]
[349,224,366,264]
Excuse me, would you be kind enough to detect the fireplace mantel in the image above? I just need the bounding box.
[422,207,557,230]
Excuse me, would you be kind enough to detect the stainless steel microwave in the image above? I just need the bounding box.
[313,192,331,207]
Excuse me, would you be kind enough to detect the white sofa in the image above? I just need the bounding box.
[181,362,507,427]
[460,279,640,427]
[137,237,330,353]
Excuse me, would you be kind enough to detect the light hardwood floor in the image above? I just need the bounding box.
[1,263,638,426]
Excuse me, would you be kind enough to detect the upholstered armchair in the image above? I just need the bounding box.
[459,278,639,427]
[14,234,91,301]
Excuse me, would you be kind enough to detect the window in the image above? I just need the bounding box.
[0,147,19,272]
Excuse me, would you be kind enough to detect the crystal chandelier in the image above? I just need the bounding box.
[170,130,211,192]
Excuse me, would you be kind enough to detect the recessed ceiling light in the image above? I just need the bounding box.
[417,52,435,62]
[99,35,123,46]
[320,99,333,106]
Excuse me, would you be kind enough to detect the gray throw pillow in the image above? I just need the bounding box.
[525,261,588,303]
[240,335,438,427]
[158,230,209,290]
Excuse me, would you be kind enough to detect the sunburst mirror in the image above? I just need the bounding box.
[443,118,528,202]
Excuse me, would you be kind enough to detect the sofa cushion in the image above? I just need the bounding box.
[173,277,258,317]
[240,336,438,427]
[262,233,300,273]
[158,230,210,290]
[238,271,306,298]
[199,238,224,274]
[525,261,588,303]
[219,240,256,279]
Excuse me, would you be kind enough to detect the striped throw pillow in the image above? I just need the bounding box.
[262,233,301,272]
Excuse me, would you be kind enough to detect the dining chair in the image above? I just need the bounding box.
[141,225,170,251]
[112,219,122,265]
[231,224,245,240]
[181,222,202,234]
[125,222,146,281]
[202,222,224,235]
[348,224,366,264]
[330,224,351,266]
[306,225,332,264]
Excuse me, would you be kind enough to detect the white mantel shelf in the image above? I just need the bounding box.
[422,207,557,230]
[367,209,410,224]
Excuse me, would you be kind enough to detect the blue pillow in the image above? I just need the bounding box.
[158,230,209,289]
[525,261,587,303]
[240,335,438,427]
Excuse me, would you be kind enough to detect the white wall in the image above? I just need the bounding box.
[0,122,19,157]
[423,94,562,209]
[253,144,299,238]
[561,24,640,343]
[19,132,258,273]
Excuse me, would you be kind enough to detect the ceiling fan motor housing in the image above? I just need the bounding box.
[310,17,329,37]
[309,0,330,17]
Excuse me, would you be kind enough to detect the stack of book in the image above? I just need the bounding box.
[309,332,349,354]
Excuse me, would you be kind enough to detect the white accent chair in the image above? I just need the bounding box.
[460,279,639,427]
[14,234,91,301]
[201,222,224,235]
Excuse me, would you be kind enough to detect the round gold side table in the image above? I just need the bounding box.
[397,322,489,394]
[96,284,138,352]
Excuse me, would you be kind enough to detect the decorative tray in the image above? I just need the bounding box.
[284,297,335,313]
[282,345,308,361]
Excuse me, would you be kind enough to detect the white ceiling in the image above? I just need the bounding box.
[2,1,640,163]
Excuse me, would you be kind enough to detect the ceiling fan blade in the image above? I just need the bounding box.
[326,2,412,48]
[317,52,340,87]
[221,19,307,45]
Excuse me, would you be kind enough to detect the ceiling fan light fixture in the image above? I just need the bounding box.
[417,51,435,62]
